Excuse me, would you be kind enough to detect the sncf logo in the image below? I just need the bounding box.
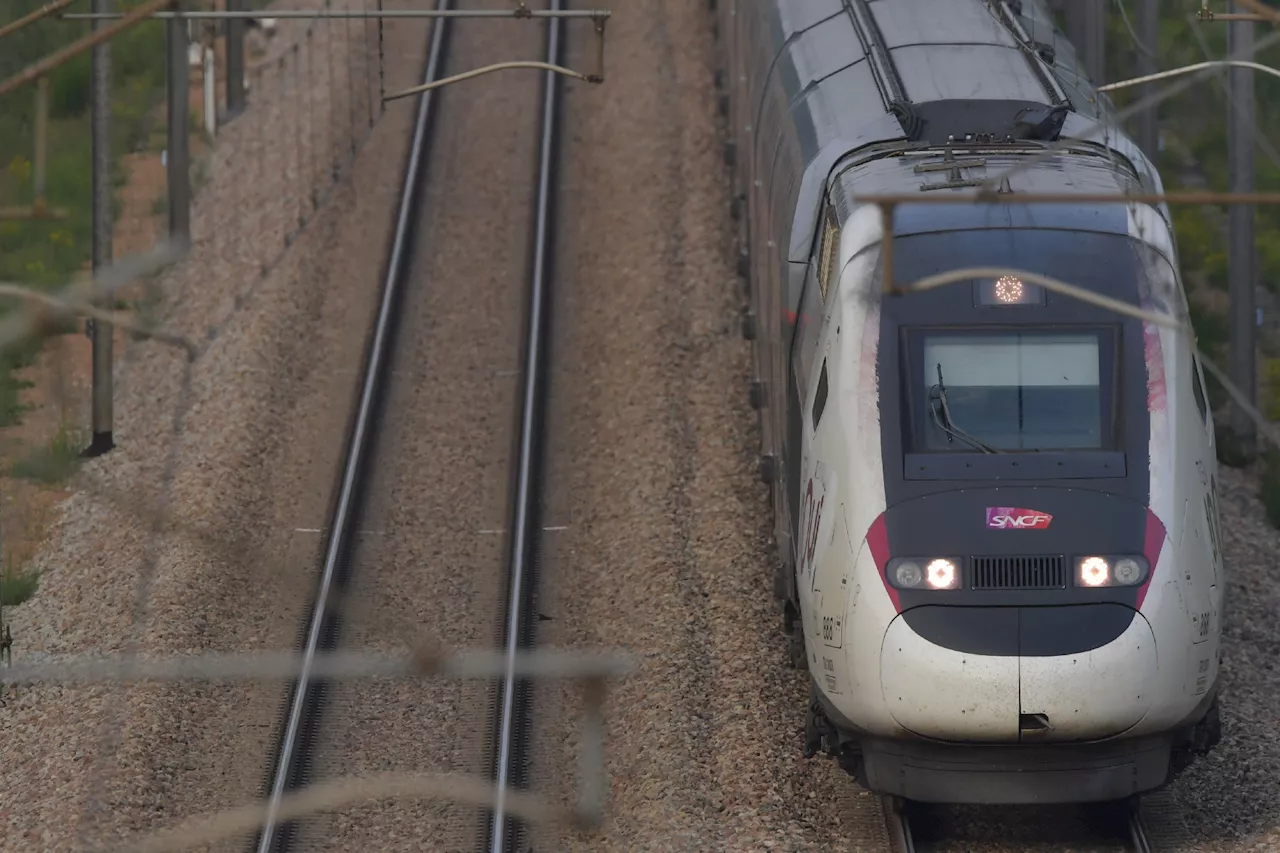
[986,506,1053,530]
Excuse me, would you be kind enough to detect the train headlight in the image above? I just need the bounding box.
[926,558,958,589]
[893,561,923,588]
[1074,555,1149,588]
[1079,556,1110,587]
[887,557,962,590]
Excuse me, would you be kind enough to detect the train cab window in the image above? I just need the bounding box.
[908,329,1115,453]
[1191,354,1210,424]
[816,203,840,301]
[812,360,829,428]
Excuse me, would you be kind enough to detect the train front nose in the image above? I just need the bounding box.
[880,605,1156,741]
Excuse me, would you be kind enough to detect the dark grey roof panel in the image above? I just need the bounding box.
[775,0,845,35]
[869,0,1014,48]
[829,143,1144,246]
[785,132,906,263]
[893,44,1048,103]
[786,13,864,93]
[834,145,1142,197]
[800,62,886,139]
[889,202,1130,240]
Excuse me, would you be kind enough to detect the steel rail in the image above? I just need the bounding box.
[1128,799,1154,853]
[485,1,565,851]
[884,796,915,853]
[251,2,452,851]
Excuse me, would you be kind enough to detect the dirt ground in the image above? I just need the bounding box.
[0,36,229,604]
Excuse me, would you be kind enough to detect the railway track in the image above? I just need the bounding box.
[249,1,565,851]
[884,792,1192,853]
[481,0,565,850]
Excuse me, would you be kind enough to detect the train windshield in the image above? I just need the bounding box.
[912,330,1106,453]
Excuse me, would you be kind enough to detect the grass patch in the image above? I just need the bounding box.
[0,568,38,606]
[10,422,86,485]
[0,2,169,433]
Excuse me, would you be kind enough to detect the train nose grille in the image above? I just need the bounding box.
[970,555,1066,590]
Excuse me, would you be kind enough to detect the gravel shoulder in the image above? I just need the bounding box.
[0,8,431,852]
[525,2,888,851]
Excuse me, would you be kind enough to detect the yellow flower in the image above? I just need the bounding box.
[7,156,31,182]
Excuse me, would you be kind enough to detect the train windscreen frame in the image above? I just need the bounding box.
[902,325,1122,455]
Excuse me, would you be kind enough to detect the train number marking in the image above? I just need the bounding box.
[1204,477,1223,573]
[799,476,825,582]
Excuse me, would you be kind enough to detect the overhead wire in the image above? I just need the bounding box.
[1181,12,1280,178]
[977,22,1280,192]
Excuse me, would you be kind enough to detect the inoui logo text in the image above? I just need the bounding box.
[986,506,1053,530]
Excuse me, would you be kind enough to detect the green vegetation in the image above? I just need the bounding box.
[1095,4,1280,363]
[1091,3,1280,513]
[0,1,170,426]
[0,567,38,606]
[10,421,87,485]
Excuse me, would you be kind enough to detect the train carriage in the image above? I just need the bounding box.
[715,0,1225,804]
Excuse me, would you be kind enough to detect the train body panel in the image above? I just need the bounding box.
[716,0,1225,805]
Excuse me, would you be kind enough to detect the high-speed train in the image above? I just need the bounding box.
[714,0,1225,804]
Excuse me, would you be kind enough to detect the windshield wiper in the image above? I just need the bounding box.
[929,363,1001,454]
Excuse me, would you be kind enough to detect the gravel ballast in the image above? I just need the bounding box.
[4,1,1280,851]
[524,2,890,850]
[0,5,431,851]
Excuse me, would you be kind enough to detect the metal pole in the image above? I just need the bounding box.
[225,0,245,119]
[1135,0,1159,159]
[33,78,49,217]
[88,0,115,456]
[167,2,190,244]
[1228,2,1258,459]
[1065,1,1087,65]
[1082,0,1107,85]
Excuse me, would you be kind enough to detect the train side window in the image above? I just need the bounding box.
[817,202,840,302]
[1191,354,1209,425]
[812,360,829,428]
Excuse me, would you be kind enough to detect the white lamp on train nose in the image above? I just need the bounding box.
[1079,556,1110,587]
[925,558,958,590]
[888,557,963,590]
[994,275,1024,303]
[1113,557,1143,585]
[894,561,923,588]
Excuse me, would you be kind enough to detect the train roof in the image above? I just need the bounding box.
[827,140,1176,265]
[766,0,1167,262]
